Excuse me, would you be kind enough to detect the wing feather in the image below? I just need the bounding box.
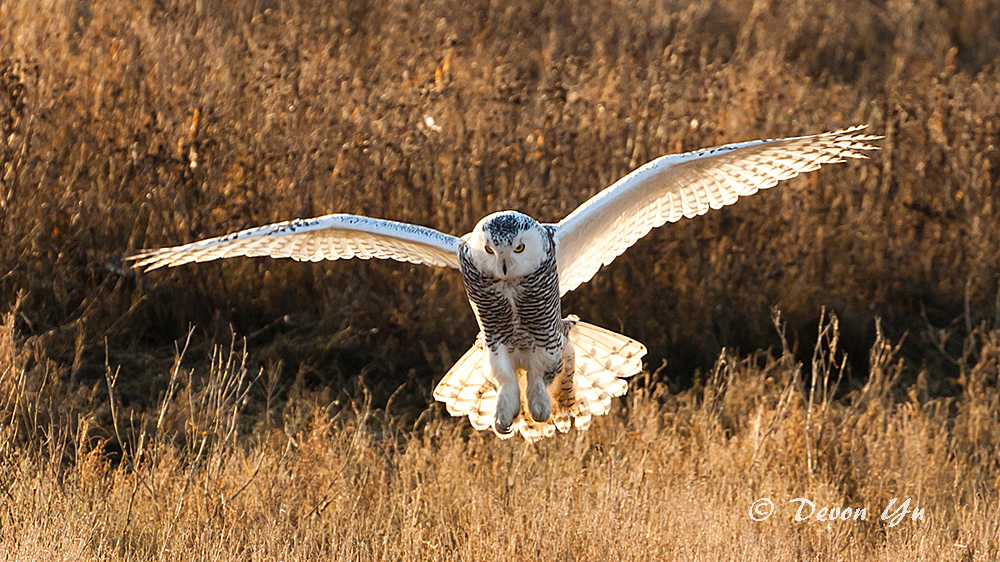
[128,213,462,271]
[553,125,880,294]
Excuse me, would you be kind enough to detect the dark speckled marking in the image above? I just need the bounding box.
[485,213,534,247]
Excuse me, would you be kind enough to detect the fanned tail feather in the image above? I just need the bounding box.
[432,317,646,442]
[468,385,496,431]
[432,336,489,416]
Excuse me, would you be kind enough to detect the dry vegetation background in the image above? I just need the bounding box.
[1,0,999,559]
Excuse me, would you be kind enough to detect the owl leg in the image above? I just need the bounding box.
[489,347,519,435]
[527,346,565,423]
[526,370,552,423]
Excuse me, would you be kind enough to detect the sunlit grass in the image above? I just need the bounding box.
[2,302,998,560]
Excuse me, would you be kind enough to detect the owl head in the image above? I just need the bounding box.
[466,211,549,279]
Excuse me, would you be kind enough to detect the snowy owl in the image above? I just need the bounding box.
[129,125,879,442]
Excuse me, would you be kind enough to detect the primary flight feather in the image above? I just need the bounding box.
[130,125,879,442]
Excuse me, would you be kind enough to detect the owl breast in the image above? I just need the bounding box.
[458,241,563,353]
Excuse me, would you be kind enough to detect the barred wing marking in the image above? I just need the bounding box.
[553,125,881,295]
[129,214,462,271]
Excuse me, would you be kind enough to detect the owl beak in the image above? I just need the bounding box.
[501,260,508,275]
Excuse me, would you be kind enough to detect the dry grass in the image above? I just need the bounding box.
[3,302,999,560]
[2,0,1000,559]
[1,0,999,387]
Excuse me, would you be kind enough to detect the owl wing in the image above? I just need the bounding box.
[128,214,462,271]
[552,125,880,295]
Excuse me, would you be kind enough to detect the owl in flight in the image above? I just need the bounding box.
[130,126,879,442]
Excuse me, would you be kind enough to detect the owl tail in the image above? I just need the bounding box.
[561,316,646,431]
[432,316,646,442]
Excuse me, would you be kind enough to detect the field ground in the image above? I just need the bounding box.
[3,306,999,559]
[2,0,1000,559]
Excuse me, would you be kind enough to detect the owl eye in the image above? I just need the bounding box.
[514,243,525,253]
[485,245,494,254]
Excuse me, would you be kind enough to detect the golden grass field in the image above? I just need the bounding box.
[2,0,1000,559]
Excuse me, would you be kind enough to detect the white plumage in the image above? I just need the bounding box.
[431,316,645,442]
[129,125,879,442]
[130,214,461,270]
[553,125,880,294]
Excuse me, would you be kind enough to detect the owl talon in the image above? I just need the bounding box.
[494,418,515,435]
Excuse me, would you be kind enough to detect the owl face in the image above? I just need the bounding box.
[467,211,548,279]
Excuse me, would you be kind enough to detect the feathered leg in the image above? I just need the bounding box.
[489,346,520,435]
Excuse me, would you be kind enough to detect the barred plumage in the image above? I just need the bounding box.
[126,125,880,442]
[458,224,562,353]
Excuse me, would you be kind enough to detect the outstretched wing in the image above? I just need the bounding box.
[128,214,462,271]
[553,125,880,295]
